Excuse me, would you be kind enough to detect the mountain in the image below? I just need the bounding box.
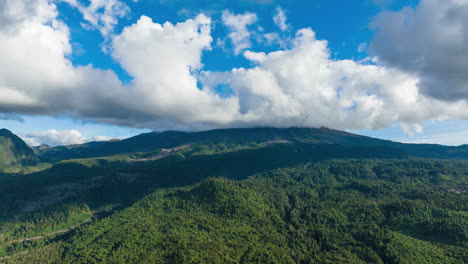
[0,129,38,172]
[36,127,468,161]
[0,127,466,263]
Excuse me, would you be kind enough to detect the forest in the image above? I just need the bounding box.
[0,128,466,263]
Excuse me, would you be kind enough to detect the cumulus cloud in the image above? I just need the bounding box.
[0,0,233,131]
[21,129,113,146]
[221,10,258,55]
[203,28,468,132]
[2,1,468,134]
[0,0,74,113]
[370,0,468,101]
[63,0,130,37]
[0,0,141,126]
[110,14,238,126]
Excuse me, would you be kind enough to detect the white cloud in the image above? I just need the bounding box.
[110,14,238,127]
[63,0,129,37]
[0,0,135,127]
[221,10,258,55]
[371,0,468,101]
[20,129,118,147]
[0,0,74,112]
[262,31,290,49]
[263,32,279,44]
[204,27,468,131]
[2,2,468,136]
[20,129,107,146]
[273,7,289,31]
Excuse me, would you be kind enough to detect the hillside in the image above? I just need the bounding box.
[0,128,466,263]
[49,161,468,263]
[36,127,468,161]
[2,160,467,263]
[0,129,38,173]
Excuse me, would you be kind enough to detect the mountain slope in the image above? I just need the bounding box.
[36,127,468,161]
[0,129,37,172]
[2,160,466,263]
[0,128,467,263]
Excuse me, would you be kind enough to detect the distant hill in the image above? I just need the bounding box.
[36,127,468,161]
[0,129,38,172]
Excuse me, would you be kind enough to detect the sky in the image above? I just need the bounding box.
[1,0,468,146]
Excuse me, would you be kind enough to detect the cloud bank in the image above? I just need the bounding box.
[371,0,468,101]
[1,0,468,133]
[21,129,113,147]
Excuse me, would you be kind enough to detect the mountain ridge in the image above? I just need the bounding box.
[3,126,468,172]
[0,127,466,263]
[32,127,468,161]
[0,129,38,172]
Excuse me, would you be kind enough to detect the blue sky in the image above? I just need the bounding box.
[1,0,467,146]
[62,0,418,77]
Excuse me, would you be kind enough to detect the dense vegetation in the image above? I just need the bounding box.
[0,128,466,263]
[0,129,38,173]
[35,127,468,162]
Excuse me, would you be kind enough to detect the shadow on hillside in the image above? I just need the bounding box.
[1,143,407,219]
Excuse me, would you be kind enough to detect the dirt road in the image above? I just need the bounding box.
[6,219,91,245]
